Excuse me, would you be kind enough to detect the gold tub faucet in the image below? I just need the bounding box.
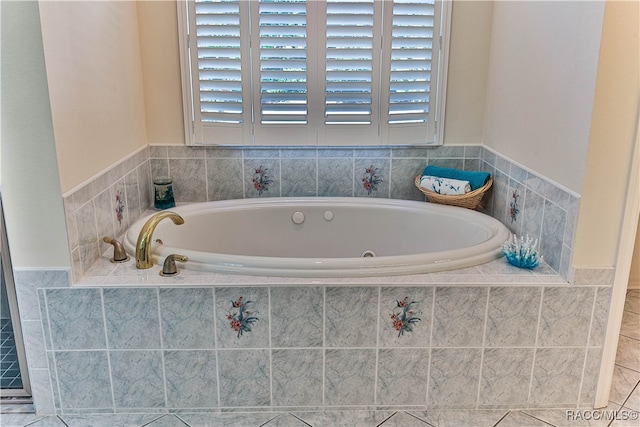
[135,211,185,269]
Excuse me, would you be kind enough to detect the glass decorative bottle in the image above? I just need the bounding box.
[153,177,175,210]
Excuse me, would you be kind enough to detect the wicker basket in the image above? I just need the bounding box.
[414,175,493,210]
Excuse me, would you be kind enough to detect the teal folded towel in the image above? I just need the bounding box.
[422,165,490,191]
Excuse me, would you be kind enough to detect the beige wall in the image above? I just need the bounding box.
[630,217,640,289]
[483,0,605,194]
[573,0,639,267]
[444,1,493,145]
[39,1,149,193]
[1,1,70,268]
[32,0,639,271]
[40,1,495,191]
[138,1,494,148]
[137,1,185,145]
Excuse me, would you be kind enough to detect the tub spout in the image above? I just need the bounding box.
[135,211,185,269]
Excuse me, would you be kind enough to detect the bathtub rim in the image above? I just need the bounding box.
[124,197,511,277]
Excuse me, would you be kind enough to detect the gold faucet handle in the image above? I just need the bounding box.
[103,237,130,263]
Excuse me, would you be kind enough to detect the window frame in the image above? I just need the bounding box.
[176,0,451,147]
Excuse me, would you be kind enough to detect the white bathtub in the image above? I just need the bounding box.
[124,198,511,277]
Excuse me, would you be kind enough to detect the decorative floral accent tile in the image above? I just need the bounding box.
[115,190,125,225]
[509,190,520,223]
[252,166,273,195]
[389,297,421,337]
[362,165,382,195]
[227,296,259,338]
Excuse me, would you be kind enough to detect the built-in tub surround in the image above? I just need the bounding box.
[15,261,608,414]
[26,144,606,414]
[147,145,579,278]
[63,144,579,281]
[478,147,579,278]
[63,146,152,282]
[124,198,511,277]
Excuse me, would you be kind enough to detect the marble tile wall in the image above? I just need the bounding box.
[150,146,579,277]
[479,147,580,279]
[62,146,152,282]
[146,144,578,278]
[148,145,481,202]
[29,281,610,414]
[12,269,71,415]
[63,144,580,281]
[17,145,613,415]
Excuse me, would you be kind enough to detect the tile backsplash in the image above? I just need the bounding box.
[15,262,613,415]
[63,147,152,282]
[63,144,579,281]
[148,145,481,201]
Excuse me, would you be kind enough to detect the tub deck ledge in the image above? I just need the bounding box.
[77,253,567,287]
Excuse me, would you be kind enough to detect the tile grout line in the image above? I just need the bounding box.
[156,288,170,409]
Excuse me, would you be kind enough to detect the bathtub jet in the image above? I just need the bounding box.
[124,197,511,277]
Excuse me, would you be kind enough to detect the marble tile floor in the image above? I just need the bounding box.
[0,318,23,389]
[1,407,639,427]
[1,289,639,427]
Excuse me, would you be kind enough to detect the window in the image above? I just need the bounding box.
[177,0,451,146]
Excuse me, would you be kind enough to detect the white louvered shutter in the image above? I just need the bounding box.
[319,0,381,144]
[381,0,440,145]
[180,0,448,146]
[257,0,308,124]
[325,0,374,125]
[251,0,315,145]
[389,0,434,124]
[188,0,251,144]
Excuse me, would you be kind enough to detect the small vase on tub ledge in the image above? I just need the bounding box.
[501,234,541,269]
[153,176,175,210]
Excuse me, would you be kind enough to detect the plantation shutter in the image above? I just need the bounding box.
[318,0,381,144]
[194,0,243,124]
[389,0,435,124]
[324,0,374,125]
[257,0,308,125]
[188,0,251,144]
[180,0,448,146]
[381,0,440,144]
[251,0,315,144]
